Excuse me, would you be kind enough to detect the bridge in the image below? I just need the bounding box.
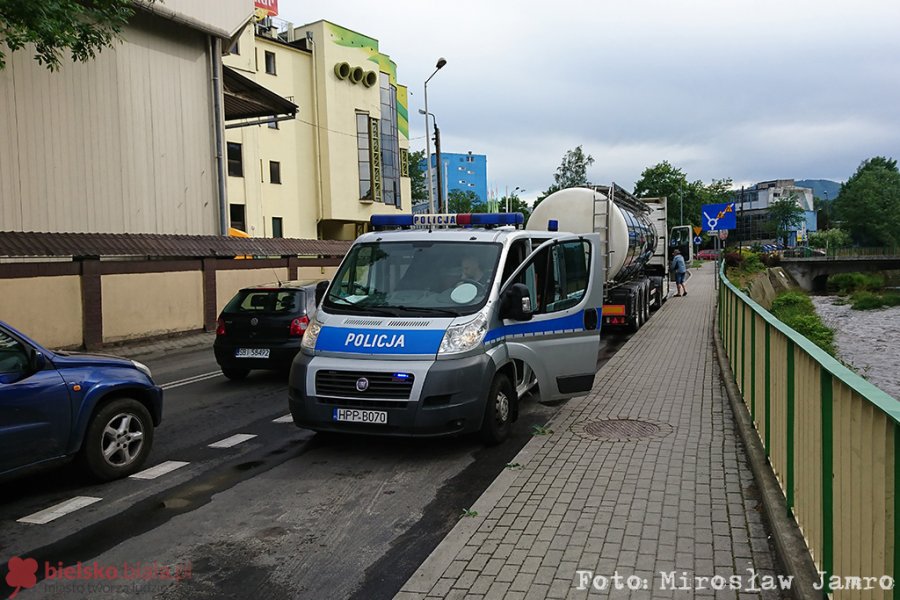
[779,249,900,291]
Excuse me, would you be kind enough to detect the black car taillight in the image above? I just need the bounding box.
[289,316,309,337]
[216,317,226,336]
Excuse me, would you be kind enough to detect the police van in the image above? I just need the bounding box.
[288,212,604,444]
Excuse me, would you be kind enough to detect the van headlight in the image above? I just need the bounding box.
[301,320,322,350]
[439,312,488,355]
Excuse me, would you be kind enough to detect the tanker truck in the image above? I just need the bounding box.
[527,184,673,332]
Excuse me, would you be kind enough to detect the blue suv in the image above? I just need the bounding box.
[0,321,163,482]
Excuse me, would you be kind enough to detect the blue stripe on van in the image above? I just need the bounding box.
[484,310,588,344]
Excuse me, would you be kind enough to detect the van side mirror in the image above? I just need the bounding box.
[315,280,329,306]
[500,283,533,321]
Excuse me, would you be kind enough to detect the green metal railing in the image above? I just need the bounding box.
[719,262,900,598]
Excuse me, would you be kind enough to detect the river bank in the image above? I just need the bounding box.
[811,296,900,400]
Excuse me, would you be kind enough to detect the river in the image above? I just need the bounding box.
[811,296,900,401]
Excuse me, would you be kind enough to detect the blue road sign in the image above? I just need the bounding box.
[693,236,703,245]
[701,202,736,231]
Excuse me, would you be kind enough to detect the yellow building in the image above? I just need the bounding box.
[223,19,412,241]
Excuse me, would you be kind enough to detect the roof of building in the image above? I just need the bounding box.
[0,231,350,259]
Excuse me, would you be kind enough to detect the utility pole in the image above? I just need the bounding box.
[679,180,684,226]
[433,123,443,212]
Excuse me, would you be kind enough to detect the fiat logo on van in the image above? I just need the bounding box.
[355,377,369,392]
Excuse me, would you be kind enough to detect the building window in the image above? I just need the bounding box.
[356,113,372,201]
[227,142,243,177]
[379,72,400,207]
[272,217,283,238]
[269,161,281,184]
[229,204,246,232]
[265,51,276,75]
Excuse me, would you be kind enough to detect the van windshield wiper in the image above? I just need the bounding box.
[327,297,400,317]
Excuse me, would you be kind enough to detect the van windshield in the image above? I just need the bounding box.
[324,241,502,316]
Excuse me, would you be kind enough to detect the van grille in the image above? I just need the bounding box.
[315,370,415,400]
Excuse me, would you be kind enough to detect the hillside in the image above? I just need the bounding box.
[796,179,841,200]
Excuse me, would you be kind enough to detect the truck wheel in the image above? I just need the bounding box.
[643,286,651,322]
[80,398,154,481]
[480,375,514,445]
[222,367,250,380]
[629,295,642,332]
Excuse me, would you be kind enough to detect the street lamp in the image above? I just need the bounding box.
[423,57,447,213]
[418,108,442,210]
[508,186,525,213]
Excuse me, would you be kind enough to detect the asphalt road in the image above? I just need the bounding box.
[1,333,630,599]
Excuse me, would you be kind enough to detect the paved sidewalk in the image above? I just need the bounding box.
[398,266,786,599]
[97,330,216,361]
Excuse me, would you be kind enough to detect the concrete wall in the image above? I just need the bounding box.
[0,276,83,348]
[102,272,204,342]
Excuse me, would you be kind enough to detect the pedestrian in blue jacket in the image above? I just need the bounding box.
[671,249,687,297]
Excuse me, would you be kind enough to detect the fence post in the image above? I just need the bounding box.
[79,257,102,350]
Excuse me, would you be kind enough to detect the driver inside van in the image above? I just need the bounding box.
[460,255,487,284]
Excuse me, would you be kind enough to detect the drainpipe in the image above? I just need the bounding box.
[210,36,228,235]
[307,31,326,237]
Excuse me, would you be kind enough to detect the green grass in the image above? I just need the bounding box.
[770,291,836,355]
[827,272,885,295]
[849,291,900,310]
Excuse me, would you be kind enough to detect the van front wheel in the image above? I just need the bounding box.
[480,375,514,445]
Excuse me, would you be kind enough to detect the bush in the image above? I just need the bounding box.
[770,291,835,355]
[724,251,744,268]
[760,253,781,268]
[828,272,885,294]
[848,290,900,310]
[782,314,835,355]
[771,292,814,321]
[883,293,900,307]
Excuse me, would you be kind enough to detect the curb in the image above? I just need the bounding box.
[713,317,824,600]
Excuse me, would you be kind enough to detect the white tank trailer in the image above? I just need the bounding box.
[527,185,670,331]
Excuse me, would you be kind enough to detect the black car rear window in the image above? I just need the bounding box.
[223,290,305,314]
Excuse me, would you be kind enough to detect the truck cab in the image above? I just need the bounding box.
[288,213,605,444]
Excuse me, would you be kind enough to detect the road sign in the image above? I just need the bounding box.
[701,202,736,232]
[693,236,703,245]
[693,226,702,236]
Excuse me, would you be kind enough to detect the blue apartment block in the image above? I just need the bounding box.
[423,151,488,205]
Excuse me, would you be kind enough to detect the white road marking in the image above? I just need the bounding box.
[273,415,294,423]
[129,460,190,480]
[208,434,257,448]
[161,371,222,390]
[18,496,102,525]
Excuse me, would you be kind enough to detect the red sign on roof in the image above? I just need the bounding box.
[255,0,278,17]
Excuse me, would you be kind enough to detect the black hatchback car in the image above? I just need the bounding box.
[214,280,326,380]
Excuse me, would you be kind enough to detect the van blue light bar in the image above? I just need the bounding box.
[370,213,524,229]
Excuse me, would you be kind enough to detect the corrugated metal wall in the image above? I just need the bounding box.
[0,12,219,235]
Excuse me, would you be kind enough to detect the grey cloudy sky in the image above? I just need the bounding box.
[280,0,900,203]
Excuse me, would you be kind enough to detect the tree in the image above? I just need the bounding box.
[533,145,594,208]
[768,194,806,246]
[408,149,427,203]
[633,161,732,231]
[447,190,486,214]
[834,156,900,247]
[808,229,851,256]
[0,0,152,71]
[499,193,531,222]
